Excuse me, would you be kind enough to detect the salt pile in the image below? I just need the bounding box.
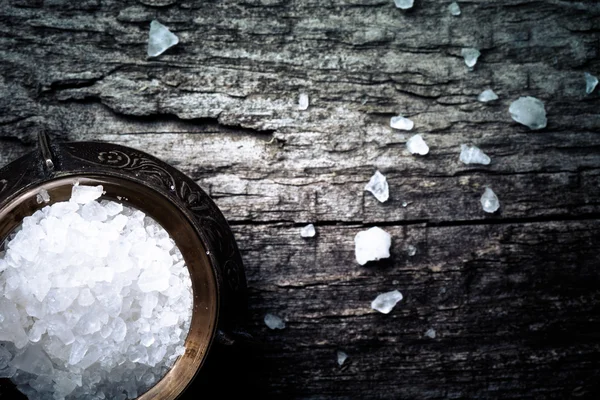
[461,48,480,68]
[371,290,403,314]
[394,0,414,9]
[478,89,498,102]
[460,144,491,165]
[585,72,598,95]
[364,171,389,203]
[337,351,348,366]
[390,115,414,131]
[448,2,461,16]
[0,184,192,400]
[480,187,500,213]
[264,314,285,330]
[406,134,429,155]
[300,224,316,238]
[354,227,392,265]
[509,96,547,130]
[298,93,309,110]
[148,20,179,57]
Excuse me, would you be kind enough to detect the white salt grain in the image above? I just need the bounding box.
[148,20,179,58]
[299,93,309,110]
[407,244,417,257]
[390,115,414,131]
[461,48,480,68]
[460,144,491,165]
[371,290,403,314]
[585,72,598,95]
[36,189,50,204]
[448,2,461,16]
[364,171,389,203]
[300,224,316,238]
[478,89,498,102]
[480,187,500,213]
[406,134,429,155]
[354,227,392,266]
[70,184,104,204]
[425,328,436,339]
[337,350,348,366]
[509,96,547,130]
[264,313,286,330]
[394,0,414,9]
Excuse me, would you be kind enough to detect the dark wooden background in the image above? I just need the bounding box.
[1,0,600,398]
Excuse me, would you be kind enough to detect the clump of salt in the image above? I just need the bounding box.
[0,184,193,400]
[478,89,498,102]
[461,48,480,69]
[298,93,309,110]
[390,115,414,131]
[354,227,392,265]
[509,96,547,130]
[460,144,491,165]
[264,313,286,330]
[371,290,403,314]
[300,224,316,238]
[148,20,179,58]
[394,0,414,9]
[585,72,598,95]
[364,171,389,203]
[406,134,429,155]
[480,187,500,213]
[337,350,348,366]
[448,2,461,16]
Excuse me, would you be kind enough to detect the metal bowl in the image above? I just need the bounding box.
[0,133,247,399]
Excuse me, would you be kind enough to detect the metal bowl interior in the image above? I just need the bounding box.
[0,175,218,400]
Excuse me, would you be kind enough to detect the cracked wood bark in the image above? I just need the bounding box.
[0,0,599,398]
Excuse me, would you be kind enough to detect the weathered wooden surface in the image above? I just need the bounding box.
[1,0,600,398]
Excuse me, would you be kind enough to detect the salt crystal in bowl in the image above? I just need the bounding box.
[0,134,247,399]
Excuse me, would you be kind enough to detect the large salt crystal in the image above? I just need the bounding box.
[448,2,461,16]
[298,93,309,110]
[364,171,389,203]
[460,144,491,165]
[71,184,104,205]
[300,224,316,238]
[509,96,547,130]
[480,187,500,213]
[148,20,179,58]
[461,48,480,68]
[354,227,392,265]
[478,89,498,102]
[371,290,403,314]
[406,134,429,155]
[264,313,285,330]
[394,0,414,9]
[11,345,54,376]
[585,72,598,95]
[36,189,50,204]
[390,115,414,131]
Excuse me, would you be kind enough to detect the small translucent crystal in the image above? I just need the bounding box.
[461,48,480,68]
[394,0,414,9]
[480,187,500,213]
[71,184,103,204]
[407,244,417,257]
[509,96,547,130]
[354,227,392,265]
[36,189,50,204]
[460,144,491,165]
[448,2,461,16]
[337,351,348,366]
[425,328,436,339]
[478,89,498,102]
[390,115,414,131]
[300,224,316,238]
[148,20,179,58]
[585,72,598,95]
[364,171,389,203]
[298,93,309,110]
[371,290,403,314]
[406,134,429,155]
[264,313,286,330]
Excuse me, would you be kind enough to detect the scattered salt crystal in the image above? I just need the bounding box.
[460,144,491,165]
[425,328,436,339]
[148,20,179,58]
[364,171,389,203]
[480,187,500,213]
[354,227,392,265]
[298,93,309,110]
[70,184,103,204]
[337,350,348,366]
[371,290,403,314]
[478,89,498,102]
[585,72,598,95]
[509,96,547,130]
[461,48,480,68]
[264,313,285,330]
[36,189,50,204]
[390,115,414,131]
[406,134,429,155]
[394,0,414,9]
[448,2,461,16]
[300,224,316,238]
[407,244,417,256]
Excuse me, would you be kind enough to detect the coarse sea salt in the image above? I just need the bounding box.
[0,184,192,400]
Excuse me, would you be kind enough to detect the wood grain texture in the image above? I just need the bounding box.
[0,0,599,398]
